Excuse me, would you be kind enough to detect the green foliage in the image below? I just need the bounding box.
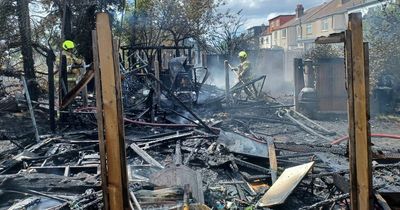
[363,4,400,88]
[135,0,154,12]
[121,0,223,48]
[0,1,18,41]
[302,44,343,63]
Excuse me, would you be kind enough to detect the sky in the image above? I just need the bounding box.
[221,0,327,29]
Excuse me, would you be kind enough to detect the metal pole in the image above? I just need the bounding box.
[22,76,40,142]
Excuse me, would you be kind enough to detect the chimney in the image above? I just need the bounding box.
[296,4,304,18]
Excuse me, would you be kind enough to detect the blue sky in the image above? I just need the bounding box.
[221,0,327,29]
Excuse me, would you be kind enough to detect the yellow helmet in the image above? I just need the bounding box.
[62,40,75,50]
[238,51,247,59]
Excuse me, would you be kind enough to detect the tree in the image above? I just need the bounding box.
[207,9,250,58]
[17,0,39,100]
[1,0,126,100]
[123,0,222,53]
[122,0,166,64]
[157,0,222,50]
[302,44,342,63]
[363,4,400,88]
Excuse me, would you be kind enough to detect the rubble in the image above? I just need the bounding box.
[0,83,399,209]
[0,10,399,210]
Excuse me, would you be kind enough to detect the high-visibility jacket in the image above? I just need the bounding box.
[237,60,252,82]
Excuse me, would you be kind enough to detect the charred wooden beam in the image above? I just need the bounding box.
[0,173,99,193]
[129,143,164,169]
[233,157,270,174]
[147,73,216,134]
[60,69,94,109]
[137,130,194,149]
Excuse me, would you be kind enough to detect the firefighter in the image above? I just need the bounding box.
[62,40,83,89]
[232,51,257,98]
[234,51,253,82]
[62,40,75,53]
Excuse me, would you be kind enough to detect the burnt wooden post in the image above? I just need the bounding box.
[94,13,129,210]
[58,1,72,119]
[154,60,161,106]
[59,56,68,103]
[46,48,56,132]
[157,48,162,72]
[81,64,88,107]
[293,58,304,111]
[346,13,372,210]
[224,60,230,105]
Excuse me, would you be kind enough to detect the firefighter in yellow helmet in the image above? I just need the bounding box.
[62,40,83,89]
[62,40,75,52]
[231,51,257,98]
[235,51,252,82]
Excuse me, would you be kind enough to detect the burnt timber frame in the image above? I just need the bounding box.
[94,13,129,210]
[120,45,194,72]
[316,13,372,210]
[60,69,95,109]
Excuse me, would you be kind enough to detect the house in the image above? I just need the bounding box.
[246,25,268,50]
[268,15,295,48]
[259,26,271,49]
[247,25,267,37]
[278,0,384,50]
[270,0,383,82]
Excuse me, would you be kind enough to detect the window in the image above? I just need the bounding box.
[274,32,277,39]
[260,37,264,44]
[297,25,302,38]
[306,23,312,34]
[321,18,329,31]
[266,36,270,43]
[282,29,287,38]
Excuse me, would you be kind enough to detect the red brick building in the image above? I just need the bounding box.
[268,15,295,32]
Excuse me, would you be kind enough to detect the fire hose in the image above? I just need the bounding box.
[73,107,199,128]
[124,117,198,128]
[278,109,333,141]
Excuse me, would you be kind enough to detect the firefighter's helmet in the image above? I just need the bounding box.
[62,40,75,50]
[238,51,247,59]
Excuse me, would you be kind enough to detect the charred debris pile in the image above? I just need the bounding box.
[0,13,400,210]
[1,69,400,210]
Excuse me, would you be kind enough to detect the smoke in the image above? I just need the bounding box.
[252,49,292,95]
[205,62,238,90]
[204,51,293,96]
